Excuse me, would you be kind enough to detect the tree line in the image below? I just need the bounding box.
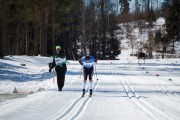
[0,0,179,59]
[118,0,179,59]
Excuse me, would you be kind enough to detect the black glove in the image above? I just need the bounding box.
[49,68,52,73]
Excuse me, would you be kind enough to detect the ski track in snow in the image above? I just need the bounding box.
[142,76,180,102]
[1,57,180,120]
[53,80,99,120]
[110,64,176,120]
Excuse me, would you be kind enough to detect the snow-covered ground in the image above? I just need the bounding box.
[0,51,180,120]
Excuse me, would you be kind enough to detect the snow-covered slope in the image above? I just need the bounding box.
[0,56,53,95]
[116,17,180,59]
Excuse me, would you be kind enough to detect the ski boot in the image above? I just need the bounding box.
[89,89,93,97]
[82,89,85,97]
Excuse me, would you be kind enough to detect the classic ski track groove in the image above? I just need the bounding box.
[110,64,174,120]
[146,65,180,102]
[142,76,180,102]
[140,64,180,102]
[54,80,98,120]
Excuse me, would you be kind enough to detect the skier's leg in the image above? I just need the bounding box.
[89,89,92,97]
[82,80,86,90]
[82,72,87,97]
[89,74,93,90]
[89,70,93,96]
[55,67,62,91]
[56,73,62,91]
[59,71,66,91]
[82,71,88,90]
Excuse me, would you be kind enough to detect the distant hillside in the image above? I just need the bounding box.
[115,17,180,59]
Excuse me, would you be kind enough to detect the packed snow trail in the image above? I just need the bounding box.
[54,79,99,120]
[1,60,180,120]
[111,64,174,120]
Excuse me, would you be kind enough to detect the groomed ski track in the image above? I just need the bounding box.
[0,61,180,120]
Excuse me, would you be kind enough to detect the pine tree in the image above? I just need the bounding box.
[154,30,162,48]
[154,30,169,58]
[119,0,131,14]
[166,0,180,51]
[162,0,171,18]
[119,0,131,22]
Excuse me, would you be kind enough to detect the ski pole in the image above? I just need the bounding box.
[52,68,55,84]
[94,64,98,81]
[79,66,83,78]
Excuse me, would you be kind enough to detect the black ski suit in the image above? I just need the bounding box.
[49,50,67,91]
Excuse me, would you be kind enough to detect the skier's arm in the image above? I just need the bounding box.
[79,59,83,65]
[94,57,98,63]
[49,57,56,71]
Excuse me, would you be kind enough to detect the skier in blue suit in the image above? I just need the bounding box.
[79,56,97,96]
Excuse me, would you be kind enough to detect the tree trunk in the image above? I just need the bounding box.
[52,0,55,53]
[16,20,20,55]
[68,11,72,57]
[162,46,166,59]
[147,0,150,11]
[32,1,36,55]
[40,1,48,56]
[82,1,86,56]
[172,38,175,51]
[101,0,106,59]
[0,0,3,58]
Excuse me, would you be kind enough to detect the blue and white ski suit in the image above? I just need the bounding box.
[79,56,97,90]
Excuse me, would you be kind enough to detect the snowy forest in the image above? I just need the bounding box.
[0,0,179,60]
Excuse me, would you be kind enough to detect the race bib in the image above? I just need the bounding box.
[55,57,66,65]
[83,62,94,67]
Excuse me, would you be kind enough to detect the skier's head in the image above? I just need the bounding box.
[56,45,61,53]
[85,56,90,61]
[56,45,61,50]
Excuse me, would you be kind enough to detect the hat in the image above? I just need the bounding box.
[56,45,61,49]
